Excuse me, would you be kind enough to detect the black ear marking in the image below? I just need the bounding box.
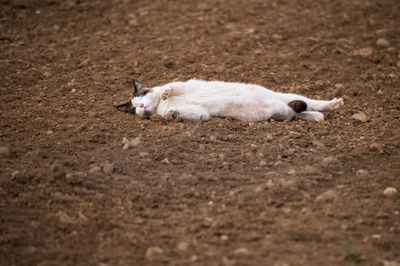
[132,79,145,95]
[115,101,132,113]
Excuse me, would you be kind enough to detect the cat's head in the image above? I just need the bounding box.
[115,79,156,117]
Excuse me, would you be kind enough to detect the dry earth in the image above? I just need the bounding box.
[1,0,400,265]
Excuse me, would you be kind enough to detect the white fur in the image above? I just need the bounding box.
[130,79,343,122]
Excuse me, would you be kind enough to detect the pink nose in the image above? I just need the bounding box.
[139,103,144,108]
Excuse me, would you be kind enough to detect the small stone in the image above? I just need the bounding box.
[139,152,150,157]
[316,190,337,202]
[288,169,296,175]
[271,33,283,41]
[209,135,217,142]
[50,161,62,172]
[11,170,20,178]
[71,88,77,93]
[102,162,114,175]
[0,146,11,158]
[397,61,400,68]
[371,234,381,240]
[89,166,101,175]
[356,169,369,177]
[233,247,249,255]
[46,130,53,135]
[370,143,383,154]
[321,156,340,168]
[56,211,75,224]
[383,260,400,266]
[122,137,140,150]
[351,112,367,122]
[383,187,397,197]
[376,38,390,47]
[216,65,225,73]
[220,235,228,241]
[161,158,172,165]
[145,246,164,258]
[354,47,373,57]
[334,83,344,90]
[176,241,189,252]
[377,89,383,95]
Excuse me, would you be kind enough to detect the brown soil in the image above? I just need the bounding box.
[1,0,400,265]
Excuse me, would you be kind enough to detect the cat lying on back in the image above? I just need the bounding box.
[116,79,344,122]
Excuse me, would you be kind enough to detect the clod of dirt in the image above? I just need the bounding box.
[383,187,397,197]
[376,38,390,47]
[122,137,140,150]
[56,211,75,224]
[0,146,11,158]
[321,156,340,168]
[369,143,384,154]
[89,166,101,175]
[233,247,249,255]
[356,169,369,177]
[161,158,172,165]
[50,161,62,172]
[176,242,189,252]
[102,162,114,175]
[316,190,338,202]
[65,171,86,184]
[271,33,283,41]
[353,47,373,57]
[351,112,367,122]
[145,247,164,258]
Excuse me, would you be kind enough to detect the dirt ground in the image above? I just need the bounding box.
[1,0,400,265]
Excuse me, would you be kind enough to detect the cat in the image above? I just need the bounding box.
[115,79,344,122]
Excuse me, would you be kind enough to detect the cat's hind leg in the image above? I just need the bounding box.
[165,105,210,121]
[294,111,325,122]
[275,92,344,111]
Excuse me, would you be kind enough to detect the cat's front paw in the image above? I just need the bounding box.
[165,110,179,120]
[328,98,344,110]
[161,89,172,100]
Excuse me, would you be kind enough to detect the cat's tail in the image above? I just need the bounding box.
[288,100,307,113]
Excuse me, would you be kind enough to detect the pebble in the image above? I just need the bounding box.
[122,137,140,150]
[50,161,62,172]
[351,112,367,122]
[316,190,337,202]
[356,169,369,177]
[0,146,11,158]
[102,162,114,175]
[321,156,340,168]
[161,157,172,165]
[376,38,390,47]
[271,33,283,41]
[383,187,397,197]
[370,143,383,154]
[233,247,249,255]
[176,241,189,252]
[89,166,101,175]
[55,211,75,224]
[354,47,373,57]
[145,246,164,258]
[11,170,20,178]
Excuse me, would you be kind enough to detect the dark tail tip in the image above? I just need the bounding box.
[288,100,307,113]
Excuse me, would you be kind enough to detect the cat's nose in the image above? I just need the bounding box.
[139,103,144,108]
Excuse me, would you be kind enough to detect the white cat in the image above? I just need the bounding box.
[116,79,344,122]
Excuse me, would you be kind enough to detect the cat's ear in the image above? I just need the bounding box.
[115,101,132,113]
[132,79,145,96]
